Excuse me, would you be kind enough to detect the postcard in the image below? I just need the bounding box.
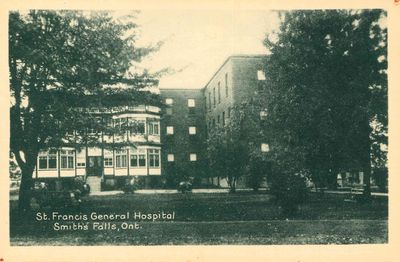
[1,0,399,261]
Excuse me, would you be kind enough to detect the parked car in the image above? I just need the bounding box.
[178,181,192,193]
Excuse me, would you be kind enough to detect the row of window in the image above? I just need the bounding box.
[208,73,229,111]
[38,150,73,170]
[71,122,205,137]
[38,149,161,170]
[106,119,159,136]
[165,107,196,116]
[206,70,266,111]
[166,126,196,135]
[208,107,231,130]
[165,98,196,107]
[112,149,160,168]
[208,109,268,131]
[38,145,265,170]
[167,153,197,162]
[78,118,160,136]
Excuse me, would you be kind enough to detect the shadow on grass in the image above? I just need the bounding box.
[10,192,388,245]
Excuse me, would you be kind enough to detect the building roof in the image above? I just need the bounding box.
[202,54,267,89]
[159,88,201,91]
[159,54,267,92]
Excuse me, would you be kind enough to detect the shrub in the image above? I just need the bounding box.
[373,167,388,192]
[269,172,308,218]
[122,178,138,194]
[73,176,90,196]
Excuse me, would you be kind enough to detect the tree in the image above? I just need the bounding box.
[247,151,270,191]
[262,10,387,197]
[9,10,160,212]
[207,128,246,193]
[206,100,270,192]
[269,171,308,218]
[242,96,271,191]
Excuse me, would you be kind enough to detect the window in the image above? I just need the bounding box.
[213,87,216,107]
[188,99,195,107]
[116,150,127,168]
[222,111,225,126]
[114,118,128,134]
[87,117,102,135]
[104,157,113,167]
[218,82,221,104]
[103,150,113,167]
[190,153,197,161]
[38,150,57,170]
[149,149,160,167]
[165,98,173,105]
[208,92,211,110]
[130,154,137,167]
[39,156,48,169]
[61,150,74,169]
[114,118,121,133]
[128,119,145,135]
[189,126,196,135]
[257,70,266,80]
[212,119,216,128]
[167,154,174,162]
[261,143,270,152]
[217,115,220,125]
[148,122,160,135]
[76,155,85,167]
[166,126,174,135]
[138,154,146,167]
[130,149,146,167]
[103,117,113,135]
[260,110,268,120]
[228,107,231,118]
[166,108,172,115]
[49,153,57,168]
[225,73,228,97]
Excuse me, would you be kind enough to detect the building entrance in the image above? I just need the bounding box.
[87,156,102,176]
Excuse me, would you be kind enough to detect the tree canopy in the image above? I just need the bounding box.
[9,10,161,211]
[206,99,269,192]
[262,10,387,192]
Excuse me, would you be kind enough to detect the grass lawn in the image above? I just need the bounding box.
[10,192,387,245]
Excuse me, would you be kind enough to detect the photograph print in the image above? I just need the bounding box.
[9,8,388,245]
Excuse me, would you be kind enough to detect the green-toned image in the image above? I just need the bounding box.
[9,9,387,245]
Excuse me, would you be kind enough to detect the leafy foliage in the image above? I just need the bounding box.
[262,10,387,195]
[206,100,270,192]
[9,10,160,211]
[269,171,308,218]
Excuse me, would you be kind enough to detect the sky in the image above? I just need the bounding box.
[133,10,280,89]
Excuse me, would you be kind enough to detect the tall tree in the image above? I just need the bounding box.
[9,10,160,211]
[262,10,387,196]
[206,100,269,192]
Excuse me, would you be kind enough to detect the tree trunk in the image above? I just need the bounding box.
[228,177,236,193]
[363,164,372,198]
[18,164,35,212]
[362,118,372,198]
[328,170,338,190]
